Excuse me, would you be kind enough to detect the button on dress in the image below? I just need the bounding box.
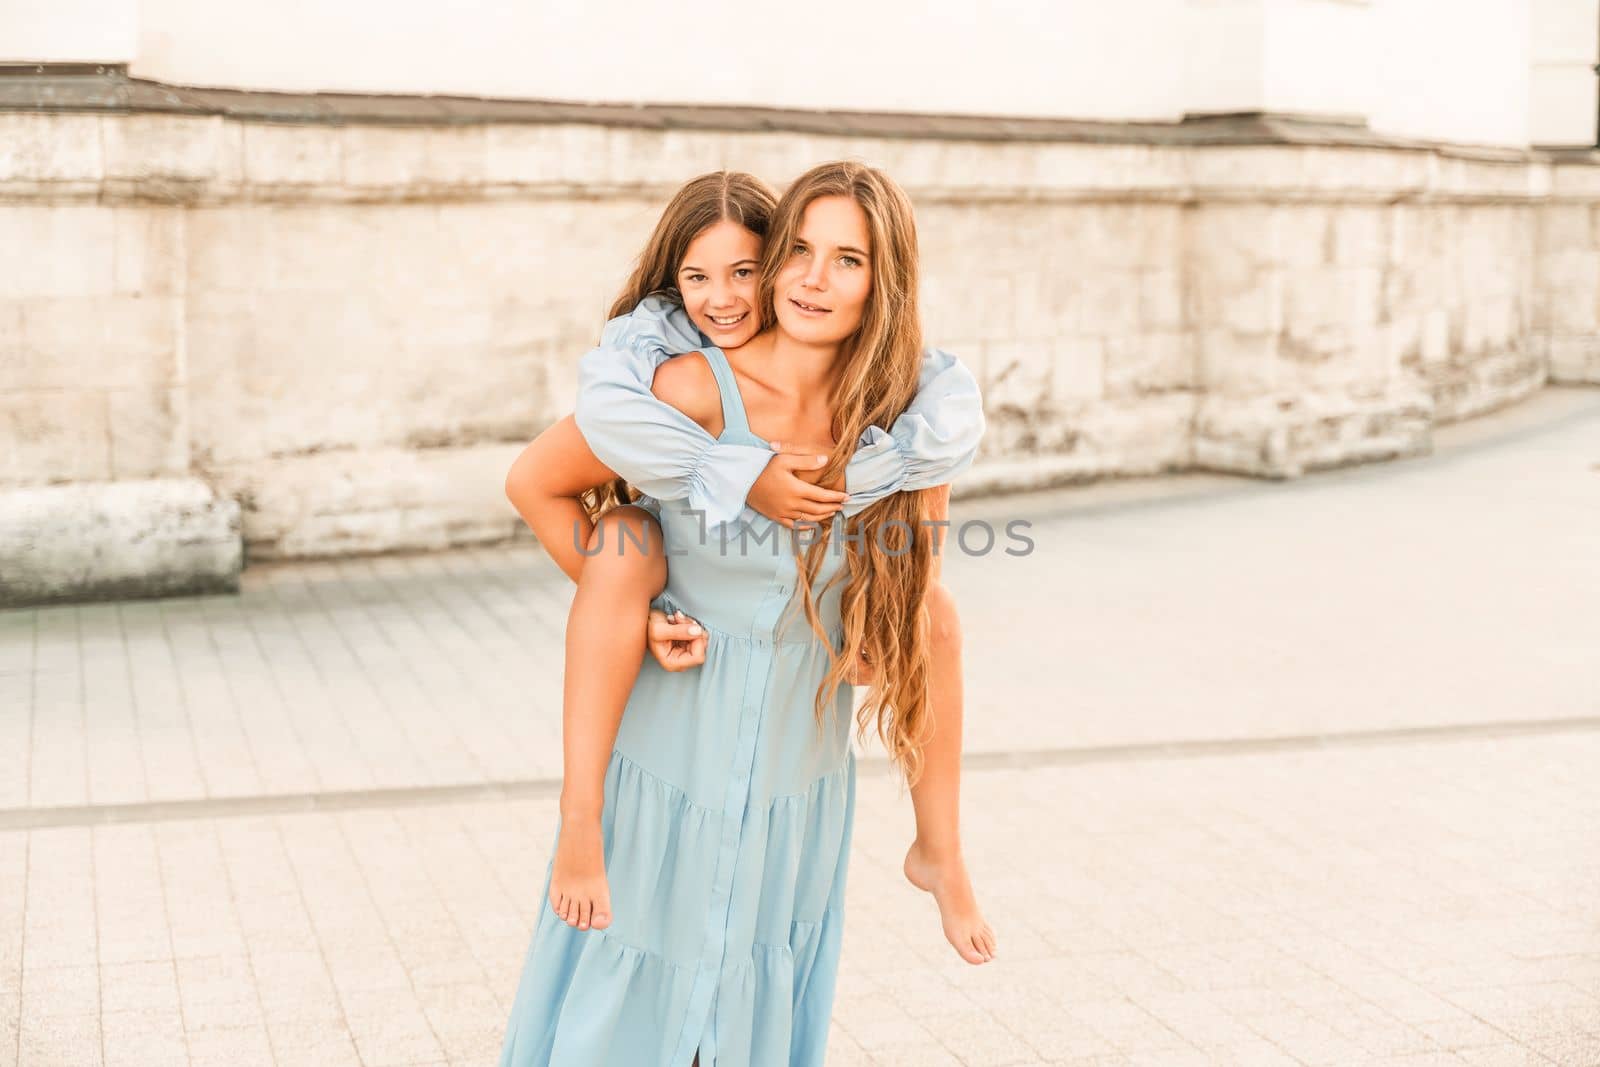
[498,301,985,1067]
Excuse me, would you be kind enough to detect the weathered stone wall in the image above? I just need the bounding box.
[1539,162,1600,385]
[1,101,1597,602]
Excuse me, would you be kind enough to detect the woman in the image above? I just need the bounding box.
[499,162,991,1066]
[504,172,994,966]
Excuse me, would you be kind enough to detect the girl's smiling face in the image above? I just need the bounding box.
[678,220,763,349]
[771,195,873,346]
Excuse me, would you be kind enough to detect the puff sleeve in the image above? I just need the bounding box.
[839,346,986,517]
[573,296,772,529]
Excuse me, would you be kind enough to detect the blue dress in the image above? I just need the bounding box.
[498,302,985,1067]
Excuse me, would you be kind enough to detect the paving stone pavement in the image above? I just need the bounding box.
[3,731,1599,1066]
[4,393,1599,817]
[1,386,1598,1065]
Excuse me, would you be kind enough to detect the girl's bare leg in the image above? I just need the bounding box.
[902,580,997,964]
[550,506,666,933]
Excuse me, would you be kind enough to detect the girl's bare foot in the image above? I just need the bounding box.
[549,818,612,931]
[903,838,995,965]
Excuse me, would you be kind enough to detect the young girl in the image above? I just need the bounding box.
[503,171,994,970]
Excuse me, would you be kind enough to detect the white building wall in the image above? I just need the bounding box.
[1262,0,1380,121]
[129,0,1192,122]
[1,0,138,63]
[1369,0,1532,147]
[1,1,1595,147]
[1531,0,1600,145]
[1182,0,1271,116]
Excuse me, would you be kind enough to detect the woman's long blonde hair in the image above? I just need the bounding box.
[764,161,939,788]
[581,171,779,523]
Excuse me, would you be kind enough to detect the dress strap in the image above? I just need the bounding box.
[697,346,754,440]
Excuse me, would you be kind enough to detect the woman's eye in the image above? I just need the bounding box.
[685,274,707,284]
[840,255,861,269]
[792,244,809,256]
[734,268,754,279]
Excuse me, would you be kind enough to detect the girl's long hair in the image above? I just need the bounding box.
[762,161,939,788]
[581,171,780,523]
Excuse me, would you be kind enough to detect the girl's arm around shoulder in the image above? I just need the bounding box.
[573,304,770,528]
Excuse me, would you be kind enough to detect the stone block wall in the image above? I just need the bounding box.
[1538,161,1600,384]
[1,84,1597,602]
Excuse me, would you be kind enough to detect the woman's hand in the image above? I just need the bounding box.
[647,609,707,672]
[747,443,851,530]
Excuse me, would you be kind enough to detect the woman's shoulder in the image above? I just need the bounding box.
[649,351,722,435]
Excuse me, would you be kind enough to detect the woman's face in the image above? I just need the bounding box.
[772,195,873,346]
[677,220,763,349]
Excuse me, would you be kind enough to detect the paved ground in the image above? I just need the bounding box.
[1,386,1598,1065]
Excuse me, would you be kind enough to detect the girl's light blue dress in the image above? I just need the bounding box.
[497,299,985,1067]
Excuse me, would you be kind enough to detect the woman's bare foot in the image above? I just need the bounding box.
[549,818,612,931]
[903,838,995,965]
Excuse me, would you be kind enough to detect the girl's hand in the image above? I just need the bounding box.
[648,609,707,672]
[747,443,850,530]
